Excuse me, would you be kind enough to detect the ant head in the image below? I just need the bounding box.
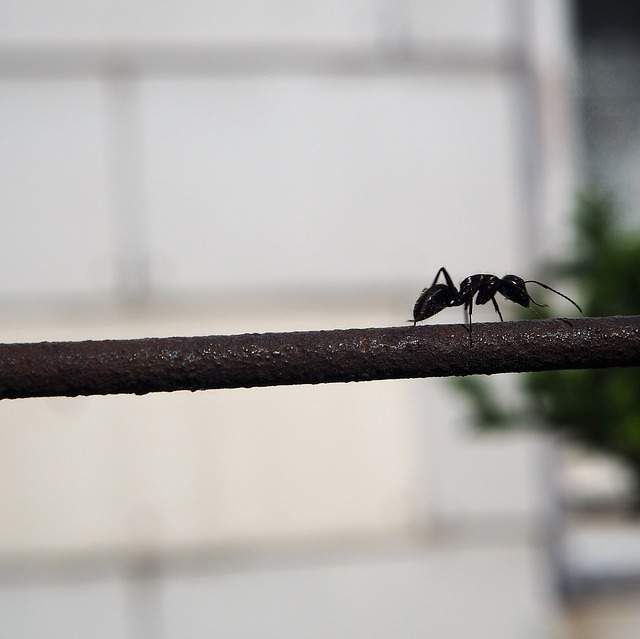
[499,274,530,307]
[413,284,457,322]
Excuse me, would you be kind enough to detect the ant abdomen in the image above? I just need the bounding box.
[412,284,456,324]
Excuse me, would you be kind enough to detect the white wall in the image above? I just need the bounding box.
[0,1,575,637]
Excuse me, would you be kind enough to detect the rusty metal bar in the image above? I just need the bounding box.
[0,315,638,400]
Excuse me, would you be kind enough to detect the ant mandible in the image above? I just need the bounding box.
[412,266,582,344]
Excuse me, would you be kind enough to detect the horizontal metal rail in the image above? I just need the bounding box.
[0,316,638,400]
[0,43,523,78]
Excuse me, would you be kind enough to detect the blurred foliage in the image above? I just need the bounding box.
[453,191,640,478]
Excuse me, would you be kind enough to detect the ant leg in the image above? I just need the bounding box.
[431,267,446,286]
[491,297,504,321]
[431,266,456,290]
[441,267,456,290]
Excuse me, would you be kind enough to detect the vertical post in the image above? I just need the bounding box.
[510,0,544,266]
[126,558,163,639]
[105,68,151,304]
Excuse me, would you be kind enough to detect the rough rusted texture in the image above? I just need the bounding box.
[0,316,638,400]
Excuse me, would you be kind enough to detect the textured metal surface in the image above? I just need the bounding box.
[0,316,638,400]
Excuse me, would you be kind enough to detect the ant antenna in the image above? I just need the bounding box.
[528,294,548,308]
[528,304,546,320]
[525,280,582,314]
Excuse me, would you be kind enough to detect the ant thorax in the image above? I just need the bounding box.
[458,274,500,306]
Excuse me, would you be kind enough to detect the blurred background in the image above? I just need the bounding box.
[1,0,640,637]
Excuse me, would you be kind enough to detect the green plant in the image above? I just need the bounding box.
[453,192,640,490]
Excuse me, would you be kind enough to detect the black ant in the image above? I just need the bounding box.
[412,267,582,344]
